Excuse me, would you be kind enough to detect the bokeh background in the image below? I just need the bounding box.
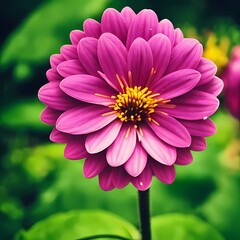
[0,0,239,239]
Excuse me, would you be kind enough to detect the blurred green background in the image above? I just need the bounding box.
[0,0,239,239]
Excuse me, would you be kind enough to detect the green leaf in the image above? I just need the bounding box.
[0,0,109,67]
[14,210,140,240]
[151,213,225,240]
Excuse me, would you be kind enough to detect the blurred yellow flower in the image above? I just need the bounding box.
[203,33,230,73]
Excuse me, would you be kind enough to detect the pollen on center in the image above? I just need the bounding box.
[113,86,161,127]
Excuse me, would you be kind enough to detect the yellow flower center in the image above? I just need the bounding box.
[113,86,160,127]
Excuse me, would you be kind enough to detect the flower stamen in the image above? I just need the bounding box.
[112,86,163,127]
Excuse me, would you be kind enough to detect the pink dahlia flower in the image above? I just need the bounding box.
[221,46,240,120]
[38,7,223,191]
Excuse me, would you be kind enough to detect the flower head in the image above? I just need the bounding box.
[38,7,223,191]
[203,33,229,73]
[221,46,240,119]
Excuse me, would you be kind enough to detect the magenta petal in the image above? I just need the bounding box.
[46,69,62,82]
[60,45,78,60]
[50,128,69,143]
[173,28,184,46]
[83,19,101,38]
[175,148,193,165]
[126,9,159,49]
[77,37,102,77]
[140,125,176,165]
[162,91,219,120]
[150,160,176,184]
[40,107,62,125]
[131,165,152,191]
[106,125,136,167]
[196,58,217,86]
[148,113,191,147]
[158,19,175,46]
[190,136,207,151]
[57,60,87,77]
[101,8,128,44]
[70,30,85,45]
[83,152,107,178]
[150,69,201,99]
[111,167,130,189]
[148,33,171,82]
[38,82,77,111]
[99,168,115,191]
[128,38,153,86]
[124,142,147,177]
[98,33,128,92]
[50,54,65,69]
[86,120,122,154]
[121,7,136,29]
[195,76,224,96]
[166,38,203,73]
[64,137,88,160]
[60,74,116,106]
[179,118,216,137]
[56,105,117,134]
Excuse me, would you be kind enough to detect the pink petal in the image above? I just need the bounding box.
[161,90,219,120]
[85,120,122,154]
[166,38,203,74]
[101,8,128,44]
[99,167,115,191]
[60,45,78,60]
[111,167,130,189]
[124,142,147,177]
[158,19,175,46]
[178,118,216,137]
[128,38,153,86]
[106,124,136,167]
[150,69,201,99]
[131,165,152,191]
[196,58,217,87]
[126,9,159,49]
[83,19,101,38]
[57,60,87,77]
[195,76,224,96]
[173,28,184,46]
[148,33,171,82]
[77,37,102,77]
[50,128,69,143]
[139,125,176,165]
[60,74,116,106]
[64,136,88,160]
[50,54,65,69]
[148,113,191,147]
[175,148,193,165]
[38,82,78,111]
[70,30,85,45]
[190,136,207,151]
[83,152,107,178]
[56,105,117,134]
[46,69,62,82]
[98,33,128,92]
[40,107,62,125]
[121,7,136,29]
[150,160,176,184]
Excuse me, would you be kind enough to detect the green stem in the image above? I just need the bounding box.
[76,234,130,239]
[138,189,151,240]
